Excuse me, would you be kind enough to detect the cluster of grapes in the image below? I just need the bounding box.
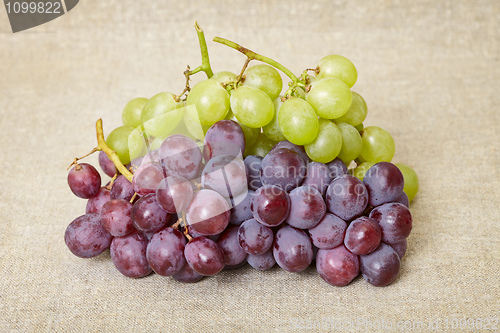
[65,26,419,287]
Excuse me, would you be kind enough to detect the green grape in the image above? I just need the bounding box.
[149,136,164,151]
[262,97,286,142]
[230,85,274,128]
[334,92,368,126]
[316,54,357,88]
[186,79,230,126]
[242,64,283,100]
[225,110,260,147]
[358,126,395,163]
[336,122,362,165]
[352,162,375,181]
[278,97,319,145]
[141,92,184,138]
[184,110,210,141]
[304,119,342,163]
[244,132,276,158]
[306,77,352,119]
[395,163,419,202]
[122,97,148,128]
[354,123,364,132]
[106,126,145,165]
[211,71,237,85]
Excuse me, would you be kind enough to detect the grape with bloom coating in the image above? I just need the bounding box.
[363,162,404,206]
[184,237,225,276]
[306,77,352,119]
[316,55,358,88]
[201,155,247,198]
[273,225,313,272]
[301,162,333,196]
[156,176,194,214]
[132,162,164,197]
[251,185,290,227]
[369,203,412,244]
[247,250,276,270]
[131,193,170,233]
[242,64,283,100]
[358,126,395,163]
[110,175,135,201]
[326,174,368,221]
[172,262,204,283]
[285,186,326,229]
[203,120,245,161]
[316,245,359,286]
[278,97,319,145]
[68,163,101,199]
[237,219,274,255]
[360,242,400,287]
[334,92,367,126]
[326,158,348,179]
[271,140,310,164]
[225,110,260,147]
[395,163,419,202]
[304,119,342,163]
[344,216,381,255]
[159,134,203,180]
[106,125,145,165]
[260,148,306,192]
[142,92,184,138]
[390,239,407,259]
[230,85,274,128]
[98,150,116,177]
[147,228,186,276]
[217,227,248,266]
[186,189,230,236]
[100,199,134,237]
[122,97,148,128]
[244,155,263,191]
[110,232,152,278]
[308,213,347,249]
[229,190,254,226]
[65,214,112,258]
[85,187,110,214]
[186,79,230,126]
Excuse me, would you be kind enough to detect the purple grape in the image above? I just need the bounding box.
[110,232,152,278]
[202,155,247,198]
[146,227,187,276]
[344,216,381,255]
[217,227,247,265]
[247,250,276,270]
[156,176,194,213]
[273,225,313,272]
[271,140,310,164]
[64,213,112,258]
[360,242,400,287]
[369,203,412,244]
[68,163,101,199]
[110,175,135,201]
[308,213,347,249]
[132,162,164,196]
[159,135,203,180]
[394,191,410,208]
[251,185,290,227]
[363,162,404,206]
[229,190,254,226]
[184,237,225,276]
[237,219,274,255]
[301,162,333,196]
[316,245,359,286]
[172,263,204,283]
[390,239,407,259]
[86,187,110,214]
[244,155,263,191]
[98,150,116,177]
[326,158,348,179]
[100,199,134,237]
[131,193,170,233]
[325,174,368,221]
[260,148,306,192]
[203,120,245,161]
[285,186,326,229]
[186,189,230,236]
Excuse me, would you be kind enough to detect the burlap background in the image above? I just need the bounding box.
[1,0,499,332]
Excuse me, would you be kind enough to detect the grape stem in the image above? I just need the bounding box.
[95,119,134,182]
[187,22,214,79]
[213,36,300,83]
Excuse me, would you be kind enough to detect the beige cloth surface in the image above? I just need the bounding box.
[1,0,499,332]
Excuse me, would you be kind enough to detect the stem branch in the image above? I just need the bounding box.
[213,36,299,83]
[194,21,213,78]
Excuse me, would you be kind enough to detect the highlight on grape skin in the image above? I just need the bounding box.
[64,23,418,288]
